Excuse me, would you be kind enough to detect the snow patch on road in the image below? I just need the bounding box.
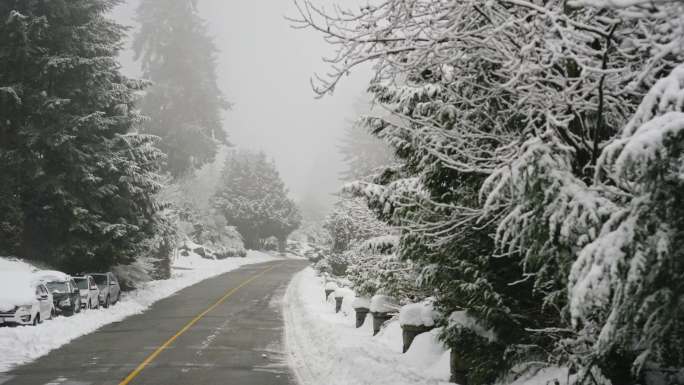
[282,267,451,385]
[0,250,277,372]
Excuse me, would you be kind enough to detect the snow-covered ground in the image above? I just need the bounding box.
[283,267,573,385]
[283,267,452,385]
[0,250,278,372]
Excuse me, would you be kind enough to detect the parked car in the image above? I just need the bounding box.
[73,275,100,309]
[0,272,54,326]
[35,271,81,316]
[90,272,120,308]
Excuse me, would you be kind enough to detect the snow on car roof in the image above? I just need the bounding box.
[0,271,41,310]
[0,257,37,273]
[34,270,71,283]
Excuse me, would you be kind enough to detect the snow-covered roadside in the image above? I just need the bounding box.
[0,250,277,372]
[282,267,451,385]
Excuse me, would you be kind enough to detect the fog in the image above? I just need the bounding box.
[111,1,370,219]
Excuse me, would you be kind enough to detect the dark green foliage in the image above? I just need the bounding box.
[442,328,508,385]
[356,86,569,383]
[0,0,166,272]
[133,0,228,177]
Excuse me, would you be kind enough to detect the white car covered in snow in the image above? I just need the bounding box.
[73,275,100,309]
[35,270,82,316]
[0,272,55,326]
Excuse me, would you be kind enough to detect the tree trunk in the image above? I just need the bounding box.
[450,350,468,385]
[149,240,172,280]
[243,235,258,250]
[277,237,287,254]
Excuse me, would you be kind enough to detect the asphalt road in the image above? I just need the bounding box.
[0,259,308,385]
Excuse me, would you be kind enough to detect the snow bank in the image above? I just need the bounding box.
[370,294,399,313]
[283,267,451,385]
[403,329,449,369]
[400,300,437,327]
[324,281,339,291]
[374,318,403,351]
[0,250,277,372]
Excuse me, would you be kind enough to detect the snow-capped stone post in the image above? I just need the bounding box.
[324,281,338,300]
[399,301,436,353]
[334,296,343,313]
[369,295,397,336]
[351,297,371,328]
[333,287,354,313]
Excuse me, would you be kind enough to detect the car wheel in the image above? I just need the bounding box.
[35,313,41,325]
[103,296,110,309]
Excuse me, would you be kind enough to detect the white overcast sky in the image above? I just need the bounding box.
[111,1,371,216]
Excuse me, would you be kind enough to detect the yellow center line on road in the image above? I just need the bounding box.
[118,263,280,385]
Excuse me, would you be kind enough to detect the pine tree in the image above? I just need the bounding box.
[0,0,166,272]
[213,150,301,250]
[324,197,389,253]
[338,96,395,182]
[133,0,228,177]
[294,0,684,383]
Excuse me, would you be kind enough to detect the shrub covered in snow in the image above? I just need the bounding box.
[317,253,352,277]
[346,251,424,302]
[361,235,399,255]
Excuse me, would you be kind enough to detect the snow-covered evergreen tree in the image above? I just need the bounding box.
[133,0,229,177]
[338,96,395,182]
[324,197,389,253]
[294,0,684,383]
[213,150,301,250]
[0,0,167,271]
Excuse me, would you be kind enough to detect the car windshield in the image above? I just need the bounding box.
[46,282,67,293]
[92,275,107,287]
[74,278,88,290]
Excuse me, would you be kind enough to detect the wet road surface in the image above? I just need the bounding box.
[0,259,308,385]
